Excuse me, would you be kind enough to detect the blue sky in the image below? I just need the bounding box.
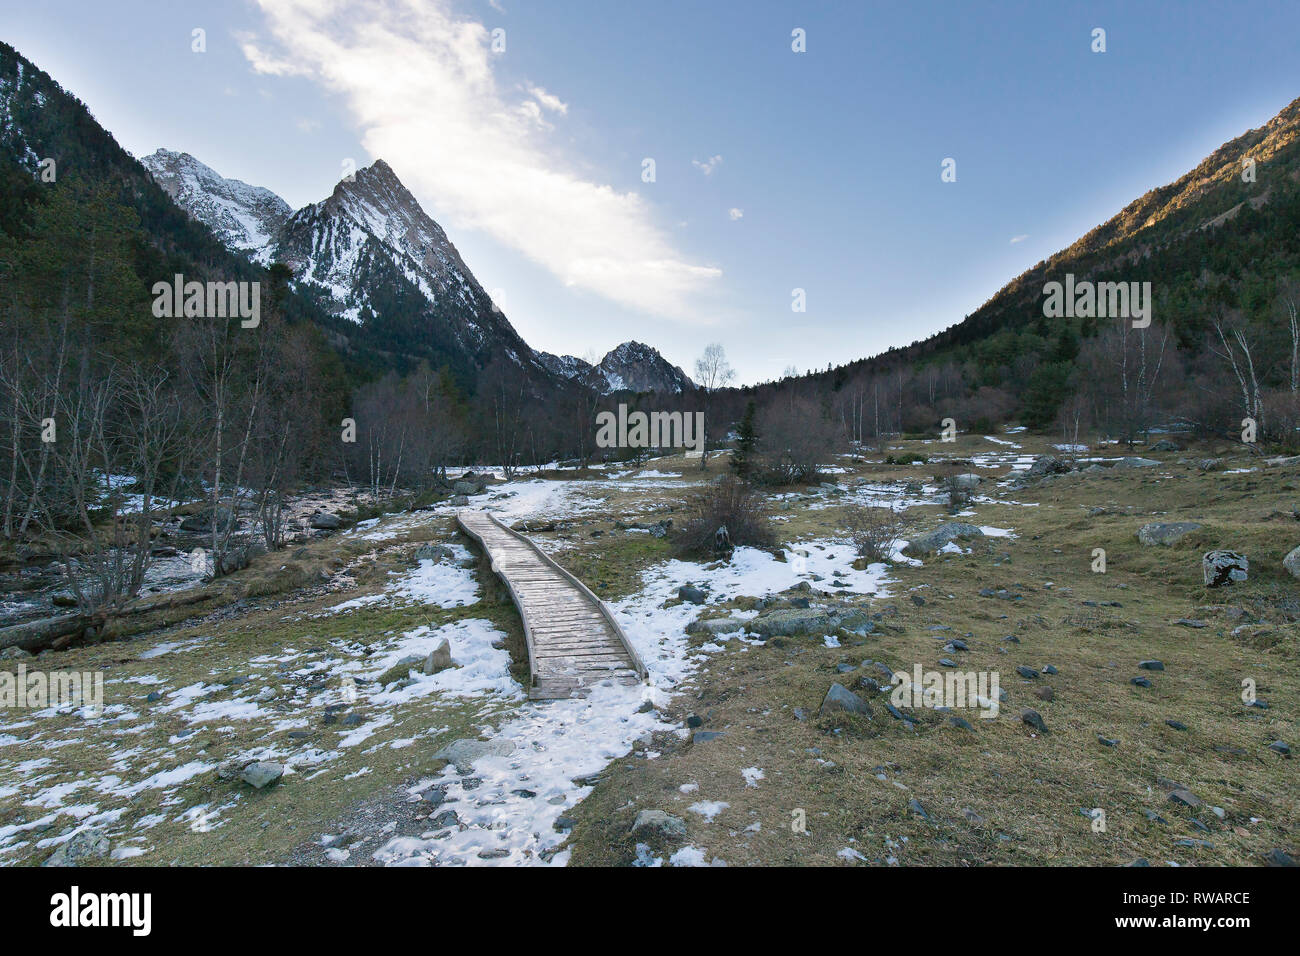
[4,0,1299,383]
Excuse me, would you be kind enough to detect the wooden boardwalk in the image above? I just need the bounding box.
[456,510,647,700]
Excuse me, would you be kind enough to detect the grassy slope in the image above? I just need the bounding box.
[562,439,1298,866]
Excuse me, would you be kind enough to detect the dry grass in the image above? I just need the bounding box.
[563,434,1299,866]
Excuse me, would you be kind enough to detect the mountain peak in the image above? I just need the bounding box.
[140,148,291,261]
[539,341,694,394]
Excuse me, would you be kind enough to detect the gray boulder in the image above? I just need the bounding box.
[1282,545,1300,580]
[1137,522,1202,546]
[750,607,835,638]
[452,481,482,496]
[450,495,470,507]
[820,682,872,718]
[310,512,342,530]
[239,761,285,789]
[1113,457,1159,469]
[678,585,707,605]
[902,522,984,557]
[433,738,516,773]
[1027,456,1071,478]
[180,507,236,533]
[630,810,687,841]
[1149,439,1181,451]
[424,639,454,674]
[1203,550,1248,587]
[414,543,455,563]
[43,828,110,867]
[951,473,982,490]
[685,617,744,636]
[378,654,426,685]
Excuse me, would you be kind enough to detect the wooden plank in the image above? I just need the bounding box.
[458,507,646,700]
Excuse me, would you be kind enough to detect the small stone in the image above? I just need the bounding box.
[908,798,930,820]
[678,585,707,605]
[1131,676,1152,688]
[1016,665,1039,680]
[949,717,975,731]
[1165,720,1188,731]
[1138,660,1164,671]
[1020,709,1048,733]
[1097,735,1119,747]
[239,761,284,789]
[1168,789,1203,808]
[430,810,459,828]
[1267,740,1291,757]
[1263,848,1297,866]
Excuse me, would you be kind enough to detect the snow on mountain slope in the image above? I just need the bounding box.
[539,341,694,394]
[140,149,291,263]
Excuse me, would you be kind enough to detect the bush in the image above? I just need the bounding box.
[676,475,776,559]
[844,505,904,562]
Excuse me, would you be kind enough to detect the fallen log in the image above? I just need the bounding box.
[0,612,96,652]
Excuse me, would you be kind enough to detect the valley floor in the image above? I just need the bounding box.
[0,434,1296,867]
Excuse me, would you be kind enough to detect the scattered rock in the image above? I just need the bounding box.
[414,543,455,563]
[1283,546,1300,580]
[310,512,342,530]
[1113,457,1159,469]
[1138,660,1165,671]
[1168,789,1203,808]
[820,682,872,718]
[678,585,707,605]
[1267,740,1291,757]
[43,828,110,867]
[1203,550,1248,587]
[432,738,516,773]
[630,810,687,842]
[424,639,453,674]
[239,761,285,789]
[1020,709,1048,733]
[1137,522,1202,546]
[901,522,984,558]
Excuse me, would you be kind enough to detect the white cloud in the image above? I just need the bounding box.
[295,117,322,133]
[526,85,567,115]
[241,0,719,319]
[1010,234,1029,244]
[728,208,743,221]
[692,155,723,176]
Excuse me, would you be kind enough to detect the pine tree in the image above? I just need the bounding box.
[731,400,758,480]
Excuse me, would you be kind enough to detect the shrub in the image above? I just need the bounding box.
[676,475,776,559]
[844,505,905,562]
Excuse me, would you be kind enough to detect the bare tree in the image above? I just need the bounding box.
[694,343,735,470]
[1209,309,1264,441]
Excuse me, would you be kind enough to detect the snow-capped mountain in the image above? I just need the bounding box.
[141,150,547,382]
[538,341,694,394]
[140,150,290,263]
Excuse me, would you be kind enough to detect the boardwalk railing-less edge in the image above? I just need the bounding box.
[456,510,648,700]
